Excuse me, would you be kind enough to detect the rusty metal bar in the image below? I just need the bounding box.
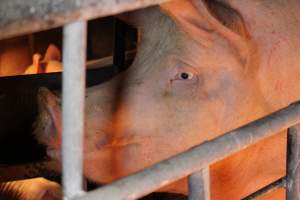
[62,21,87,200]
[243,178,286,200]
[286,124,300,199]
[188,167,210,200]
[73,102,300,200]
[0,0,172,40]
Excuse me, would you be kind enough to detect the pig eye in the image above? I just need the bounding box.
[170,63,198,84]
[174,71,196,81]
[179,72,193,80]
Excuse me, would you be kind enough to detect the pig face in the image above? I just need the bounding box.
[34,0,270,194]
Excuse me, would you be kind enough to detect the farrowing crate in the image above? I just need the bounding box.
[0,0,299,199]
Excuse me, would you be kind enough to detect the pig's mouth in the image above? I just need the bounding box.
[96,137,142,150]
[47,149,61,160]
[46,137,143,161]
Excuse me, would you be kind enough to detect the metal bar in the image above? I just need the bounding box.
[74,102,300,200]
[62,21,87,199]
[87,50,136,70]
[286,124,300,199]
[0,0,172,40]
[243,178,286,200]
[188,167,210,200]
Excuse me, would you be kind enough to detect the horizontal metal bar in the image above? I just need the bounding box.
[188,167,210,200]
[0,0,172,40]
[86,50,136,70]
[62,21,87,199]
[243,178,286,200]
[73,102,300,200]
[286,124,300,199]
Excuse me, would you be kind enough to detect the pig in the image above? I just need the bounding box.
[0,36,32,76]
[33,0,300,199]
[24,44,62,75]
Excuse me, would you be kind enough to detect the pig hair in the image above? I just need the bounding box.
[203,0,250,39]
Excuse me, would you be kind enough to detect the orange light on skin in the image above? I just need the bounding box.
[24,53,63,75]
[24,44,63,75]
[2,178,61,200]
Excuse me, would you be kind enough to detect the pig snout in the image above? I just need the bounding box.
[34,88,62,158]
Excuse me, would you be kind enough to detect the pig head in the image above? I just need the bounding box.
[34,0,292,197]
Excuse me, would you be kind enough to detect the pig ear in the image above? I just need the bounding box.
[116,7,159,29]
[193,0,250,57]
[161,0,249,59]
[44,44,61,62]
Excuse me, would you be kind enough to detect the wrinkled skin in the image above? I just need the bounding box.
[35,0,300,199]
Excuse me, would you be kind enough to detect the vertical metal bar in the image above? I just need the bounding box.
[62,21,87,199]
[287,124,300,199]
[188,167,210,200]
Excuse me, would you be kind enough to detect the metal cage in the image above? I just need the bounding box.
[1,0,300,199]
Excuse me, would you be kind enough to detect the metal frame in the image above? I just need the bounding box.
[287,124,300,199]
[188,168,210,200]
[62,21,87,199]
[2,0,300,199]
[45,4,300,200]
[69,102,300,200]
[243,178,286,200]
[0,0,172,40]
